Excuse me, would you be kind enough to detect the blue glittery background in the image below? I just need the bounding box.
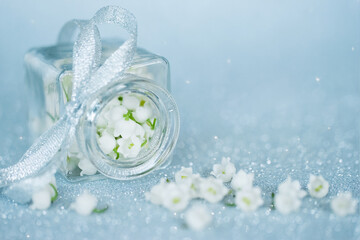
[0,1,359,239]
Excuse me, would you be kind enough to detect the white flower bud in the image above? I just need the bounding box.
[122,95,140,110]
[98,132,116,154]
[114,119,137,139]
[185,204,212,231]
[70,191,98,216]
[133,105,153,123]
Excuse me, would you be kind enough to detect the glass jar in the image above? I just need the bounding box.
[24,41,180,182]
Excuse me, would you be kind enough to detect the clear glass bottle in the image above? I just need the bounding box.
[24,41,180,182]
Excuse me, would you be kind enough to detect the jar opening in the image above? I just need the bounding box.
[78,76,180,180]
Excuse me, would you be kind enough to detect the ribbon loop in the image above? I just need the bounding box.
[0,6,137,187]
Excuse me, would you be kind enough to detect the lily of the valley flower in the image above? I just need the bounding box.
[275,177,306,214]
[175,167,202,198]
[117,136,142,158]
[133,103,153,123]
[145,178,168,205]
[211,157,236,182]
[278,176,307,199]
[30,176,58,210]
[70,191,98,216]
[162,183,191,212]
[95,93,157,163]
[199,177,228,203]
[175,167,194,183]
[122,95,140,110]
[185,204,212,231]
[145,179,191,211]
[113,119,137,139]
[331,192,358,217]
[307,174,329,198]
[98,132,116,154]
[107,106,127,123]
[231,170,254,192]
[78,157,97,176]
[235,187,263,212]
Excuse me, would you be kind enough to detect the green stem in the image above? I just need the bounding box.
[93,205,109,214]
[49,183,58,203]
[270,192,275,210]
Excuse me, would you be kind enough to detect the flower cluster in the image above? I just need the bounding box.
[145,167,228,212]
[211,157,264,212]
[231,170,264,212]
[145,157,264,230]
[97,93,157,160]
[145,158,358,230]
[145,166,228,230]
[64,93,158,177]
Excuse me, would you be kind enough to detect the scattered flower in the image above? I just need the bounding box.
[235,187,263,212]
[162,183,190,212]
[70,190,98,216]
[307,174,329,198]
[199,177,228,203]
[30,176,57,210]
[275,177,306,214]
[278,176,307,199]
[211,157,236,182]
[175,167,202,198]
[31,189,52,210]
[185,204,212,231]
[145,178,168,205]
[231,170,254,191]
[175,167,194,183]
[331,192,358,217]
[275,192,303,214]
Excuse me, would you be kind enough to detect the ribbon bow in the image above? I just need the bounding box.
[0,6,137,187]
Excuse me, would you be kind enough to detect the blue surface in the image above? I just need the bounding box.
[0,1,360,239]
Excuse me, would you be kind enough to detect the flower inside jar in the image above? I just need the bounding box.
[96,93,157,160]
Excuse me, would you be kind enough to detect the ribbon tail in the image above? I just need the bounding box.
[0,116,71,188]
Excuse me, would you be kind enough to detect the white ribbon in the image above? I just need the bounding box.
[0,6,137,187]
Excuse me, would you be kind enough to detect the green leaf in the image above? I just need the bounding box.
[146,118,157,130]
[140,100,146,107]
[224,202,236,207]
[141,139,147,147]
[118,96,123,102]
[93,205,109,214]
[49,183,58,203]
